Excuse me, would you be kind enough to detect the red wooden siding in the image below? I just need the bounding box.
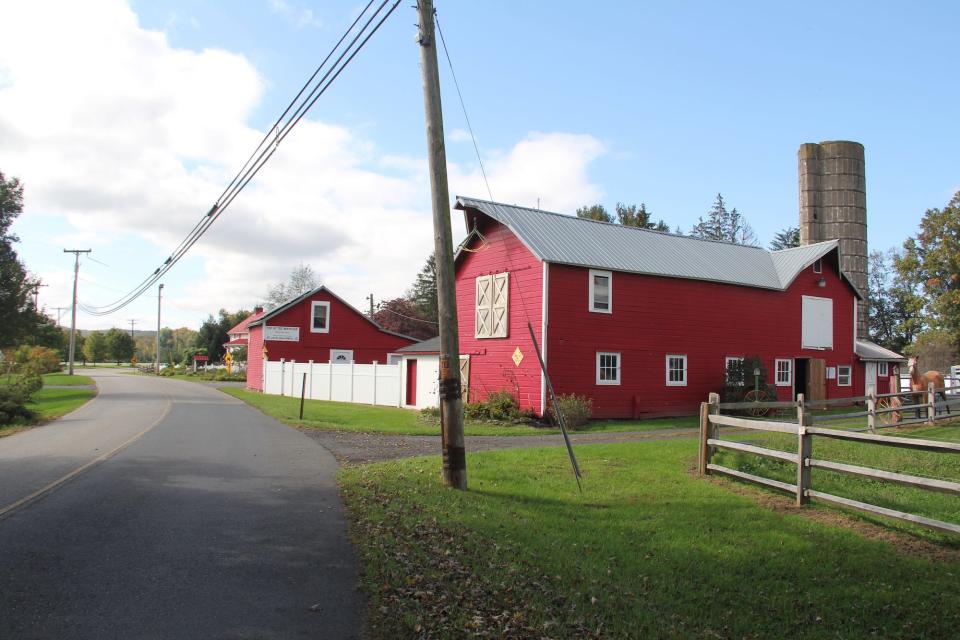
[546,251,859,418]
[246,324,264,391]
[456,217,544,413]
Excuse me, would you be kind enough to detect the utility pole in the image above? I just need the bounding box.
[156,284,163,373]
[31,281,48,309]
[416,0,466,489]
[128,319,138,338]
[367,293,375,319]
[53,306,68,327]
[63,249,91,375]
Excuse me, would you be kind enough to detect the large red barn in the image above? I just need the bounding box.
[245,286,416,392]
[453,196,890,419]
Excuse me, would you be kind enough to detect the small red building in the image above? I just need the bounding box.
[454,196,877,419]
[223,306,265,354]
[245,286,416,391]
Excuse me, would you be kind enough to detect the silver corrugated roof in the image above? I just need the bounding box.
[856,340,906,361]
[455,196,859,295]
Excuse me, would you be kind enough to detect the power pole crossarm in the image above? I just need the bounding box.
[416,0,466,490]
[63,249,91,375]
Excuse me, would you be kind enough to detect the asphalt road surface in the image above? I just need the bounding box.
[0,369,360,640]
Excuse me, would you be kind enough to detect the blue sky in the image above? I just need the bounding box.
[3,1,957,330]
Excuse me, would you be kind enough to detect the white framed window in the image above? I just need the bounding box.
[588,269,612,313]
[813,258,822,274]
[475,272,509,338]
[725,356,744,385]
[311,301,330,333]
[801,295,833,350]
[775,359,792,387]
[330,349,353,363]
[878,362,889,376]
[596,352,621,385]
[666,354,687,386]
[837,365,852,386]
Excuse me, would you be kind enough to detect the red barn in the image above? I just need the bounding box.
[245,286,416,391]
[454,196,875,419]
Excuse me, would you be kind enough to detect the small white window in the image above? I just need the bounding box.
[725,356,744,385]
[878,362,889,376]
[589,269,612,313]
[596,352,621,385]
[666,354,687,386]
[837,365,852,386]
[311,301,330,333]
[775,359,792,387]
[813,258,822,274]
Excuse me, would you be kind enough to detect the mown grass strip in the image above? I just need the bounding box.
[340,440,960,639]
[41,373,95,386]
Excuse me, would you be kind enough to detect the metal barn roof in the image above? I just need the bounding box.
[855,340,906,362]
[455,196,862,297]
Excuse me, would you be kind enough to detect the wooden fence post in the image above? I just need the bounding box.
[796,393,811,506]
[867,385,876,434]
[699,401,710,475]
[299,373,307,420]
[707,392,720,460]
[928,381,936,424]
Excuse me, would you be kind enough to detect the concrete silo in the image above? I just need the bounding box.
[798,140,868,338]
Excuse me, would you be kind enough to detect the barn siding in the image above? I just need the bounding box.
[246,324,264,391]
[456,219,544,413]
[546,251,858,418]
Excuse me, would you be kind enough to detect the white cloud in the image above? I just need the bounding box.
[449,128,471,143]
[0,1,604,329]
[267,0,322,29]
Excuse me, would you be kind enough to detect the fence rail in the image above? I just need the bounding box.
[699,391,960,536]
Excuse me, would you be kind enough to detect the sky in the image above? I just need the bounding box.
[2,0,958,332]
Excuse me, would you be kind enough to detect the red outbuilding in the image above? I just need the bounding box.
[453,196,884,419]
[223,306,265,355]
[245,286,416,392]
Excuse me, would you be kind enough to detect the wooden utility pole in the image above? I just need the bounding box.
[416,0,466,489]
[156,284,164,373]
[63,249,91,375]
[128,319,138,338]
[31,281,48,309]
[52,306,68,327]
[367,293,375,319]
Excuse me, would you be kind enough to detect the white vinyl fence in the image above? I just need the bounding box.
[263,359,403,407]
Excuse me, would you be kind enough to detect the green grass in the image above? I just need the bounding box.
[42,373,95,386]
[340,440,960,639]
[222,388,699,437]
[713,422,960,541]
[27,387,97,421]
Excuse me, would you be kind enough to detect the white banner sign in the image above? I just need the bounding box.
[264,326,300,342]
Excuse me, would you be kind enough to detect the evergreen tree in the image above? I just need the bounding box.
[615,203,669,231]
[0,170,38,348]
[769,226,801,250]
[575,204,613,223]
[690,193,757,245]
[406,251,438,326]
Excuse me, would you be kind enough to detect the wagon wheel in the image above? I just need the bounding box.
[875,397,899,427]
[743,389,772,417]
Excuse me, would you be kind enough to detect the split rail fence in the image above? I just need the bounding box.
[263,358,404,408]
[698,386,960,536]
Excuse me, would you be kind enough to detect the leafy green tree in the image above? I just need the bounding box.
[196,309,249,363]
[575,204,613,223]
[896,191,960,344]
[907,329,958,372]
[0,170,38,349]
[615,203,669,231]
[406,251,438,328]
[769,226,800,250]
[105,328,135,364]
[690,193,757,245]
[83,331,108,365]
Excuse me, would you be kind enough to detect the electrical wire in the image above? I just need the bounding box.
[377,306,439,325]
[80,0,402,316]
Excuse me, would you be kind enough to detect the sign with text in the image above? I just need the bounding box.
[264,326,300,342]
[193,355,209,362]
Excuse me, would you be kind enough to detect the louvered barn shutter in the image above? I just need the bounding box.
[491,272,509,338]
[475,275,491,338]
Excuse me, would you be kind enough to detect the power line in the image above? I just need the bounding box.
[435,13,493,201]
[80,0,402,317]
[377,306,439,325]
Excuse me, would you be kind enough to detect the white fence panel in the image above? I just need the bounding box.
[264,359,403,407]
[374,365,401,407]
[264,361,284,395]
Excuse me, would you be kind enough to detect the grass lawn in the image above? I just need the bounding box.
[340,440,960,639]
[712,422,960,542]
[222,388,699,437]
[0,376,97,437]
[41,373,95,386]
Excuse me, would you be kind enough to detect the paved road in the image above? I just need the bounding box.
[0,370,360,639]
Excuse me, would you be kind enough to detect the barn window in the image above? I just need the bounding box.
[837,365,852,386]
[589,270,612,313]
[666,354,687,386]
[878,362,889,376]
[596,352,621,385]
[775,359,792,386]
[310,301,330,333]
[801,295,833,349]
[475,272,509,339]
[725,356,744,385]
[813,258,822,274]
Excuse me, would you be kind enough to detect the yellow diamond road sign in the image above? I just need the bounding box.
[512,347,523,367]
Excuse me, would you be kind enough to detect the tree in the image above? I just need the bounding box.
[615,203,669,231]
[263,264,319,309]
[896,191,960,344]
[690,193,757,245]
[908,329,958,372]
[373,298,437,341]
[769,226,800,250]
[575,204,613,223]
[83,331,108,365]
[104,328,135,364]
[406,252,438,327]
[870,249,925,354]
[0,170,38,349]
[196,309,249,363]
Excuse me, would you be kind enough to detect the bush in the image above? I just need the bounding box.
[548,393,593,429]
[419,406,440,422]
[463,390,530,424]
[11,345,61,375]
[0,373,42,425]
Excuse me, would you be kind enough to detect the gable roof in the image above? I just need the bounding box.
[395,336,440,354]
[248,285,418,342]
[226,309,265,336]
[455,196,863,298]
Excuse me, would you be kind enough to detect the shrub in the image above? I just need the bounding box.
[13,345,61,375]
[463,391,529,424]
[549,393,593,429]
[0,373,42,425]
[419,406,440,422]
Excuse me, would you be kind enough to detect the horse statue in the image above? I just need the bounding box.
[908,356,950,418]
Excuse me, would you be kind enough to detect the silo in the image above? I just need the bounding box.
[798,141,868,338]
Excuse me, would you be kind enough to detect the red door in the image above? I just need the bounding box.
[405,359,417,406]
